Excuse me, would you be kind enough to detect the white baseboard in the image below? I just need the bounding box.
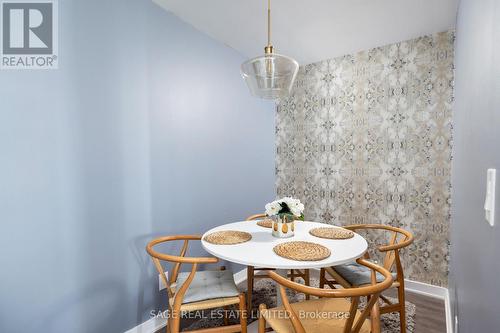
[233,267,248,285]
[444,290,453,333]
[403,279,447,298]
[125,268,453,333]
[124,316,167,333]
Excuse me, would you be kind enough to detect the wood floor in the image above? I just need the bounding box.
[386,288,447,333]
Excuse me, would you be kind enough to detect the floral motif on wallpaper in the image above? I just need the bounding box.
[276,31,454,286]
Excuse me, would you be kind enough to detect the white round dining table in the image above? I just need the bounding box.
[201,220,368,305]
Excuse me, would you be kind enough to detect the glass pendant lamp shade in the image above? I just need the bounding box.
[241,53,299,100]
[241,0,298,100]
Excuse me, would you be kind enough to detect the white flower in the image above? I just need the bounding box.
[266,197,304,217]
[265,201,281,216]
[290,202,304,216]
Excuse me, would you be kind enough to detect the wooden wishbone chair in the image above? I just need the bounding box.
[319,224,414,333]
[146,235,247,333]
[245,214,311,313]
[258,258,393,333]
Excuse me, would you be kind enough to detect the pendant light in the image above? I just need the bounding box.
[241,0,299,100]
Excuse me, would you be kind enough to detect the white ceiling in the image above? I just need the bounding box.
[153,0,459,65]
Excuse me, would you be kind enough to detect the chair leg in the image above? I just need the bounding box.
[369,295,381,333]
[304,269,310,300]
[319,268,325,289]
[169,307,181,333]
[247,266,254,314]
[258,304,267,333]
[166,315,171,333]
[239,293,247,333]
[398,285,407,333]
[223,305,229,326]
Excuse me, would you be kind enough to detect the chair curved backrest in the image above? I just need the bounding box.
[146,235,219,309]
[246,213,267,221]
[343,224,414,275]
[266,258,393,333]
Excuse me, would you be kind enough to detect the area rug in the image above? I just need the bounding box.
[185,278,416,332]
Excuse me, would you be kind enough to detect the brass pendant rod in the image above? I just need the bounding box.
[264,0,274,54]
[267,0,271,46]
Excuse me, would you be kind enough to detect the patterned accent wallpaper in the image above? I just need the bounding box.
[276,31,454,286]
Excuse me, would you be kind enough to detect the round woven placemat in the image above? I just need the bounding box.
[203,231,252,245]
[309,227,354,240]
[273,241,331,261]
[256,219,273,228]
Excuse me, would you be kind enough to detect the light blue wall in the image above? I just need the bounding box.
[147,1,275,238]
[450,0,500,331]
[0,0,275,332]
